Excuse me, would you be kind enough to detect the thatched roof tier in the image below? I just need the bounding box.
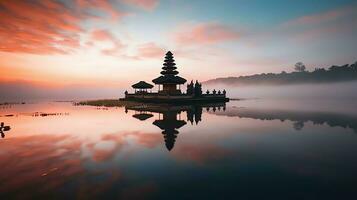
[152,75,187,84]
[132,81,154,89]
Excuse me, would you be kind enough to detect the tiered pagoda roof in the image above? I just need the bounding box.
[152,51,187,85]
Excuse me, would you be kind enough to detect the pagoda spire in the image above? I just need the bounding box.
[161,51,179,75]
[152,51,187,91]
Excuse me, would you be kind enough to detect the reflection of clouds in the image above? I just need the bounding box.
[0,134,83,195]
[173,144,233,164]
[84,131,162,163]
[0,127,233,197]
[0,131,163,198]
[86,134,125,162]
[293,121,304,131]
[132,132,162,148]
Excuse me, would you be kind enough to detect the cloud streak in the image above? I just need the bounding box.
[122,0,159,11]
[173,22,240,46]
[285,4,357,26]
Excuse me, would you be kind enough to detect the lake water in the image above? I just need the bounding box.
[1,99,357,199]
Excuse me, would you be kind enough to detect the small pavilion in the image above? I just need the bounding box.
[132,81,153,93]
[152,51,186,94]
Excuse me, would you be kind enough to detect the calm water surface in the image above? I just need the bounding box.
[0,99,357,199]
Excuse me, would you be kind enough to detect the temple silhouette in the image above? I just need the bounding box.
[125,103,226,151]
[124,51,229,103]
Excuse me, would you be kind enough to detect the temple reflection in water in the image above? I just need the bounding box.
[125,103,226,151]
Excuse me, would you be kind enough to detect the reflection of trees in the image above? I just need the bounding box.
[210,108,357,133]
[293,121,304,131]
[125,103,226,151]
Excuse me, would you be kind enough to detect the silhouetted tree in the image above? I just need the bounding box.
[186,80,194,95]
[293,121,304,131]
[295,62,306,72]
[194,80,202,96]
[205,61,357,86]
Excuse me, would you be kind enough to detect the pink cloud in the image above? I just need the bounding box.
[90,29,126,56]
[135,42,166,59]
[281,4,357,43]
[91,29,116,41]
[122,0,159,11]
[173,22,240,46]
[285,4,357,26]
[101,44,126,56]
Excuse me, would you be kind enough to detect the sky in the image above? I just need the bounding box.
[0,0,356,100]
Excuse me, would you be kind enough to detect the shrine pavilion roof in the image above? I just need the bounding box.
[131,81,154,89]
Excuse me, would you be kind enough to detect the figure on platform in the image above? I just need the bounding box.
[218,90,221,95]
[206,89,209,94]
[223,89,226,95]
[213,89,216,95]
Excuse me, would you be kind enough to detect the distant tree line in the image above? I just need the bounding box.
[205,61,357,86]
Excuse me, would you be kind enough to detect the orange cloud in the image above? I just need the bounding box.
[173,22,240,46]
[0,0,127,55]
[0,1,83,54]
[122,0,159,11]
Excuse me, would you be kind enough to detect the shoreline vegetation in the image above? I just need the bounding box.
[0,102,26,106]
[75,98,242,107]
[204,61,357,86]
[75,99,144,107]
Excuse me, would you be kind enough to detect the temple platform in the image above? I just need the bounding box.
[122,93,229,104]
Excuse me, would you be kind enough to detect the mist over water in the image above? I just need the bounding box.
[205,81,357,100]
[1,81,357,103]
[0,82,126,102]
